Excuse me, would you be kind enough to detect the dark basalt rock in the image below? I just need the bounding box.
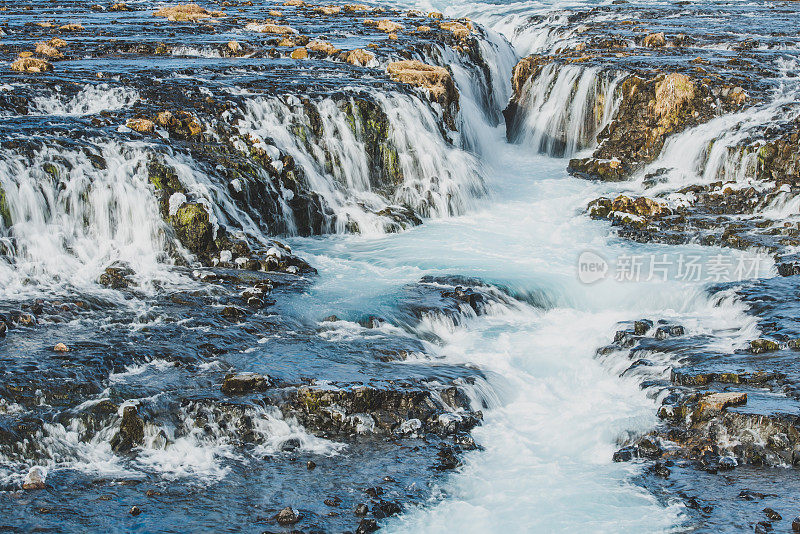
[98,262,135,289]
[283,384,481,438]
[275,506,299,526]
[356,518,379,534]
[110,405,145,453]
[220,373,271,395]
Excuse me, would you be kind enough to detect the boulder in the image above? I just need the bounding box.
[343,48,374,66]
[170,203,214,257]
[693,391,747,422]
[220,373,271,395]
[153,4,224,21]
[365,18,402,33]
[275,507,299,525]
[10,57,53,73]
[35,42,63,59]
[126,118,155,133]
[110,406,145,453]
[22,466,46,490]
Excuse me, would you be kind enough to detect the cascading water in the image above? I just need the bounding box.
[507,63,625,157]
[3,0,799,532]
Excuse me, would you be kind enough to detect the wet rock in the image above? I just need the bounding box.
[365,18,402,33]
[110,406,145,453]
[284,384,479,437]
[275,506,299,525]
[246,22,296,34]
[343,48,374,66]
[290,47,308,60]
[22,466,46,490]
[10,57,53,73]
[34,42,63,59]
[170,203,214,258]
[153,3,224,22]
[356,518,379,534]
[694,391,747,422]
[324,496,342,507]
[643,32,666,48]
[756,521,773,534]
[372,499,401,519]
[763,508,782,521]
[386,60,459,128]
[129,506,141,516]
[439,20,471,39]
[750,339,780,354]
[435,444,460,470]
[221,373,271,395]
[220,306,246,321]
[655,325,684,340]
[792,517,800,532]
[634,320,653,335]
[354,503,369,516]
[99,263,135,289]
[53,343,69,352]
[306,460,316,470]
[126,118,155,133]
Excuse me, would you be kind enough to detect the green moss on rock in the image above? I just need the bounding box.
[170,202,214,257]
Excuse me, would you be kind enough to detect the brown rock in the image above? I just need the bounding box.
[126,118,155,133]
[290,47,308,59]
[10,57,53,73]
[248,22,295,34]
[343,48,374,66]
[22,467,46,490]
[306,39,339,55]
[276,507,299,525]
[643,32,666,48]
[694,391,747,422]
[652,73,695,124]
[153,4,224,22]
[439,21,471,39]
[35,42,63,58]
[387,60,458,112]
[58,23,85,31]
[365,18,403,33]
[220,372,271,395]
[315,5,341,15]
[54,342,69,352]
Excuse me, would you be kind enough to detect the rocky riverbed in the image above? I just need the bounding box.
[2,0,800,532]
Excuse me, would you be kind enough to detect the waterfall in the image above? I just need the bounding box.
[508,63,626,157]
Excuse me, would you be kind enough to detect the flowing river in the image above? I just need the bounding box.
[1,0,799,532]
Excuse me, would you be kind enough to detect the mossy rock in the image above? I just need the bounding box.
[0,186,11,227]
[170,202,214,256]
[148,161,184,193]
[42,163,60,180]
